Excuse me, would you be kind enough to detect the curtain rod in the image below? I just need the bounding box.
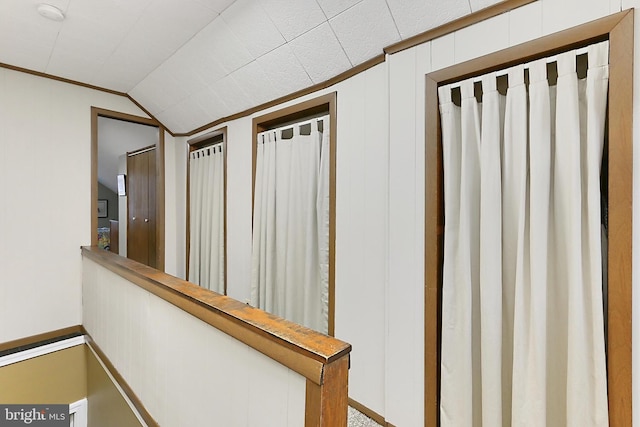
[191,143,223,157]
[446,45,593,90]
[257,114,330,139]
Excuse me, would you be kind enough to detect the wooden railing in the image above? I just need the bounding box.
[81,246,351,426]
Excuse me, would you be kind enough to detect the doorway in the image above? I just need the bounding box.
[91,107,165,271]
[423,10,632,426]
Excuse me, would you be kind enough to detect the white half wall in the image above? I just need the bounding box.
[82,257,306,426]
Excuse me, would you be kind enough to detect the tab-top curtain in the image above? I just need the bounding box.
[439,41,609,426]
[188,144,225,294]
[251,116,330,334]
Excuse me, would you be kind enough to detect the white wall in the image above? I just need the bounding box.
[163,1,636,426]
[172,63,391,418]
[0,67,148,343]
[387,42,429,425]
[163,130,183,278]
[224,117,254,303]
[83,257,306,426]
[0,0,619,423]
[0,10,629,424]
[333,63,388,416]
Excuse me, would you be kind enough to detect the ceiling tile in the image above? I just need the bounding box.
[121,12,198,56]
[209,74,254,115]
[193,87,233,126]
[229,61,276,107]
[386,0,470,39]
[189,16,254,75]
[329,0,400,65]
[156,103,204,134]
[165,61,210,100]
[130,67,188,115]
[259,0,326,41]
[93,0,220,91]
[288,22,351,84]
[193,0,236,14]
[122,0,219,58]
[0,2,64,71]
[64,0,142,37]
[45,1,138,80]
[256,44,313,96]
[147,0,219,29]
[0,31,58,72]
[315,0,362,18]
[469,0,502,11]
[91,57,149,92]
[160,85,233,134]
[46,43,113,83]
[89,0,153,18]
[93,39,172,92]
[221,0,286,58]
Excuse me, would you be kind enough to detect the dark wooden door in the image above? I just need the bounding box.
[127,148,157,268]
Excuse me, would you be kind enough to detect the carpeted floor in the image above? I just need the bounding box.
[347,406,383,427]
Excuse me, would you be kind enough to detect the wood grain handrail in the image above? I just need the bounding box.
[81,246,351,386]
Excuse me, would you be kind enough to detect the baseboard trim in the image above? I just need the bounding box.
[0,325,84,355]
[0,334,86,368]
[85,337,158,427]
[349,398,389,426]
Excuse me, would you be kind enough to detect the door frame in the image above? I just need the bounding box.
[424,9,633,426]
[91,107,165,271]
[185,127,227,293]
[251,92,337,336]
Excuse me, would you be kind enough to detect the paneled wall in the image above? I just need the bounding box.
[0,68,147,343]
[168,1,636,425]
[1,0,626,424]
[332,64,388,415]
[172,63,390,418]
[82,257,306,426]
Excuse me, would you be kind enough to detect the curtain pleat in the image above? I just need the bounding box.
[188,145,225,294]
[439,85,472,425]
[479,72,504,427]
[459,79,482,426]
[251,116,330,334]
[513,58,551,426]
[317,128,331,332]
[439,41,609,426]
[503,64,528,427]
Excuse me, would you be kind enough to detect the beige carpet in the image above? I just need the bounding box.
[347,406,383,427]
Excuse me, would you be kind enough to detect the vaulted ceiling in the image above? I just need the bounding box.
[1,0,501,134]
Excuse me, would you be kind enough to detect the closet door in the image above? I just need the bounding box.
[127,148,157,268]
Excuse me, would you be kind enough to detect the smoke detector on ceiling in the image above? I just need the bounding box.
[37,4,65,21]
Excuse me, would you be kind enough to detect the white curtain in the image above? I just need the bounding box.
[439,41,609,426]
[251,115,330,334]
[188,144,225,294]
